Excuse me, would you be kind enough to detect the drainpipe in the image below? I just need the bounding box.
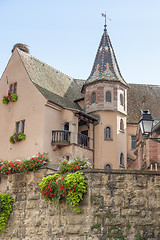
[93,123,95,169]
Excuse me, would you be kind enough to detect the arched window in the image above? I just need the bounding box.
[92,92,96,104]
[120,94,124,106]
[64,122,69,131]
[120,153,124,166]
[120,119,124,131]
[106,127,111,139]
[106,91,111,102]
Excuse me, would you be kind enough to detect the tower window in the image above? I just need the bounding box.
[131,136,136,150]
[106,91,111,102]
[92,92,96,104]
[120,119,124,131]
[120,94,124,106]
[120,153,124,167]
[106,127,110,139]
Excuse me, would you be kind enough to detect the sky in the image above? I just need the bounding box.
[0,0,160,85]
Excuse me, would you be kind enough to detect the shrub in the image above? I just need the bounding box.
[39,171,87,213]
[0,194,13,234]
[9,133,26,144]
[2,96,9,104]
[59,157,91,174]
[0,153,49,174]
[10,94,18,102]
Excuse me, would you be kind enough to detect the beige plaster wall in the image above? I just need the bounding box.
[94,111,127,169]
[127,123,137,160]
[43,103,61,164]
[0,49,47,161]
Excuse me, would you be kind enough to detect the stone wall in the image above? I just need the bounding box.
[1,169,160,239]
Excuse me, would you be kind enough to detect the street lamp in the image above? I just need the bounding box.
[139,110,154,135]
[139,110,160,143]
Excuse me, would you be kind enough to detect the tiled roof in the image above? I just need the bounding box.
[127,84,160,123]
[17,49,84,109]
[84,28,127,87]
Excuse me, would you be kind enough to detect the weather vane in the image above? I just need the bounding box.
[101,12,111,31]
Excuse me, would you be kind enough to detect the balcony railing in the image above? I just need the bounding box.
[77,133,90,148]
[52,130,71,146]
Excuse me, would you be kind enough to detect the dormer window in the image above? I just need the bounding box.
[120,93,124,106]
[106,91,111,102]
[10,83,17,94]
[92,92,96,104]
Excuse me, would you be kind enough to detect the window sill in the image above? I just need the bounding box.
[104,138,113,141]
[119,164,125,168]
[119,130,125,133]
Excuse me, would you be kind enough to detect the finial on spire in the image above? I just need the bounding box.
[101,12,111,32]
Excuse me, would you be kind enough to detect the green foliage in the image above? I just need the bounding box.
[65,171,87,209]
[39,171,87,213]
[91,223,101,230]
[0,194,13,234]
[0,153,49,174]
[121,214,126,219]
[10,94,18,102]
[107,226,125,239]
[9,133,26,144]
[135,232,144,240]
[59,157,91,174]
[2,96,9,104]
[126,220,131,230]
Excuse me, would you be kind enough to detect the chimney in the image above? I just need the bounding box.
[12,43,29,54]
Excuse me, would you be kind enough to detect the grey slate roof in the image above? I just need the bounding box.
[17,49,84,109]
[127,84,160,123]
[84,28,128,87]
[17,49,160,125]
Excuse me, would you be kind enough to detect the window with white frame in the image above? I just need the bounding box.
[16,120,25,134]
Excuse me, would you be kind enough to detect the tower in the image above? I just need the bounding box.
[82,24,128,169]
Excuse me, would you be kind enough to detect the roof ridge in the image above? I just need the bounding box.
[17,48,73,81]
[128,83,160,86]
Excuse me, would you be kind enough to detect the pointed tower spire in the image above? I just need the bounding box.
[84,23,127,88]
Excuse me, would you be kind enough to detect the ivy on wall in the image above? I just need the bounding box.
[0,194,13,234]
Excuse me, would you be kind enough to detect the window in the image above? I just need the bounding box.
[131,136,136,150]
[106,91,111,102]
[120,153,124,166]
[120,119,124,131]
[106,127,111,139]
[92,92,96,104]
[16,120,25,134]
[120,93,123,106]
[10,83,17,94]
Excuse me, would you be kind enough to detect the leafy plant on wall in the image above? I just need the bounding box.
[9,133,26,144]
[10,94,18,102]
[0,153,49,174]
[2,94,18,104]
[39,157,90,213]
[2,96,9,104]
[0,194,13,234]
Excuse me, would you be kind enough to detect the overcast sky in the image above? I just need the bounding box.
[0,0,160,85]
